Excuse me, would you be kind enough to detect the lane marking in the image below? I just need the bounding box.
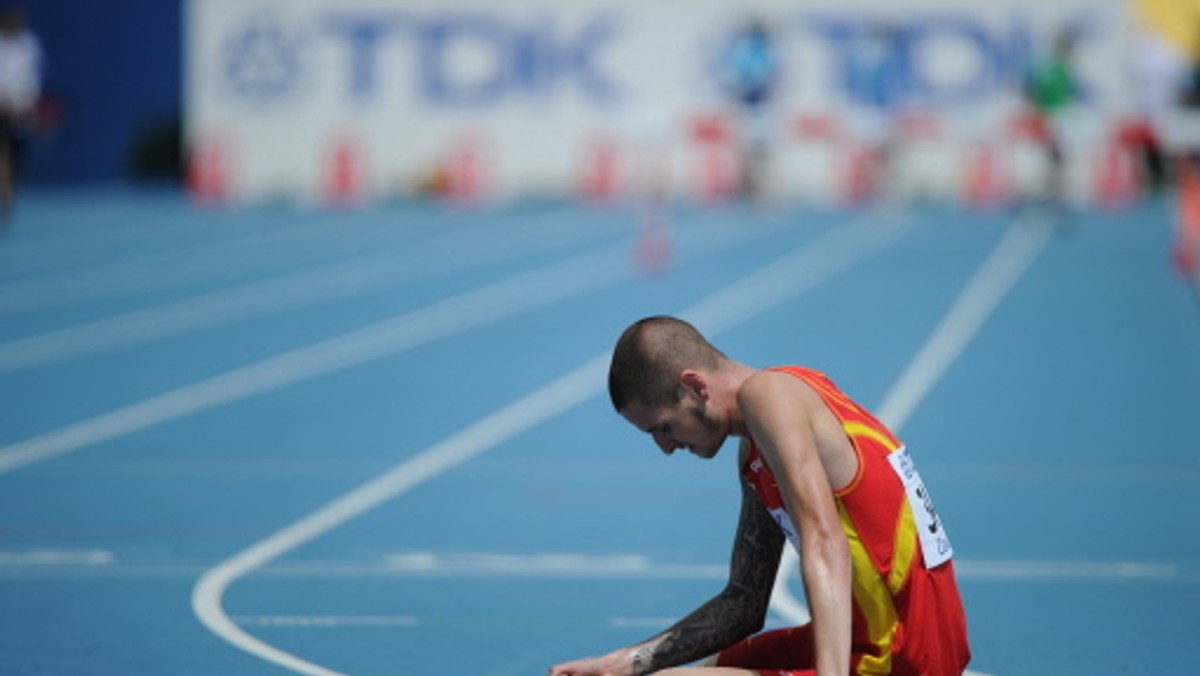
[0,216,758,476]
[0,549,115,565]
[373,552,728,579]
[191,355,610,675]
[874,214,1052,428]
[769,213,1051,676]
[232,616,418,628]
[0,204,511,314]
[0,214,619,372]
[954,560,1181,581]
[0,551,1181,583]
[192,212,915,675]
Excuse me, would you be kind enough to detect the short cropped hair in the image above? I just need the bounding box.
[608,316,724,412]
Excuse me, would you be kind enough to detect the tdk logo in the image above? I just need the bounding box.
[218,10,622,108]
[799,12,1098,107]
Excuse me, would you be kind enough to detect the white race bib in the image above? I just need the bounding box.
[768,506,802,553]
[887,446,953,568]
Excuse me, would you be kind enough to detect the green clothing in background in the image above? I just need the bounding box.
[1028,58,1075,114]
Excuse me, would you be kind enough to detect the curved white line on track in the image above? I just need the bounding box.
[768,212,1052,676]
[193,354,611,676]
[192,212,914,675]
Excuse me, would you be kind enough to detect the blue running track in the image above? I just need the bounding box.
[1,189,1197,675]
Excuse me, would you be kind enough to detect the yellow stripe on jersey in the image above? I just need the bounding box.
[843,421,900,454]
[888,501,920,595]
[838,502,898,675]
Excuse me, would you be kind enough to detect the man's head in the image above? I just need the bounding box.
[609,316,723,410]
[608,316,729,458]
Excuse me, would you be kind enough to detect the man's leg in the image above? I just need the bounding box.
[653,625,820,675]
[656,669,814,676]
[715,625,814,670]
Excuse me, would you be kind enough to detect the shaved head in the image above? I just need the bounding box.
[608,316,725,412]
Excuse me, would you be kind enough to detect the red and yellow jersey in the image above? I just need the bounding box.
[740,366,970,675]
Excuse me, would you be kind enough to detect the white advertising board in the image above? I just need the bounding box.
[186,0,1133,205]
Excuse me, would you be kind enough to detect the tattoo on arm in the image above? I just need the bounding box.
[629,481,785,674]
[727,481,787,600]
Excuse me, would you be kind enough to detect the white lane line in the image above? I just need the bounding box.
[0,218,357,314]
[192,213,915,676]
[769,213,1052,676]
[0,201,623,315]
[0,206,476,314]
[955,560,1180,581]
[233,616,418,628]
[0,220,721,475]
[0,211,764,476]
[0,549,115,565]
[367,551,729,579]
[0,212,615,373]
[0,552,1182,582]
[683,213,911,335]
[0,245,622,475]
[325,555,1182,582]
[874,214,1052,429]
[193,355,610,676]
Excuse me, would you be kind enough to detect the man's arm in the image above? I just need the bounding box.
[549,477,785,676]
[627,476,786,672]
[737,371,852,676]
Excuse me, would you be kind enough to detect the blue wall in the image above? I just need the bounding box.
[22,0,182,184]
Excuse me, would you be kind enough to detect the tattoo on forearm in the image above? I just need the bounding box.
[630,483,785,674]
[729,485,786,598]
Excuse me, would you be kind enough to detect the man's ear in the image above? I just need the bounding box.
[678,370,708,400]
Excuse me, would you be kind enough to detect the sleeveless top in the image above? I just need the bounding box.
[740,366,970,675]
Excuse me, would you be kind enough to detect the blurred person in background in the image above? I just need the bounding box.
[715,17,780,203]
[1023,27,1081,209]
[1127,25,1180,192]
[1174,24,1200,170]
[0,4,41,223]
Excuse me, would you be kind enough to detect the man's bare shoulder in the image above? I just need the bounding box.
[737,368,823,412]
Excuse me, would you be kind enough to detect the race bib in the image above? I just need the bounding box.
[887,446,953,568]
[768,506,802,553]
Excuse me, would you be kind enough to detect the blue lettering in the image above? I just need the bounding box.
[800,12,1096,108]
[417,16,511,106]
[322,14,409,103]
[547,13,621,103]
[319,11,621,107]
[803,18,862,103]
